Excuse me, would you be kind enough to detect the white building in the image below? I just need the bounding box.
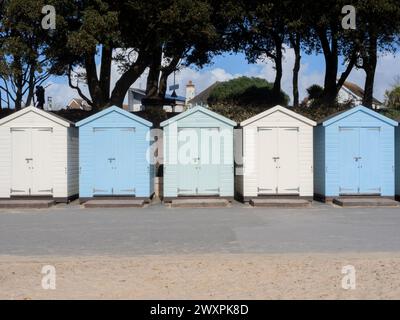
[338,81,383,109]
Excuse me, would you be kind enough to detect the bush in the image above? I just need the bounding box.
[207,77,290,107]
[384,86,400,110]
[306,84,324,101]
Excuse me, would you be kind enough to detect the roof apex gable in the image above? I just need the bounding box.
[240,105,316,127]
[76,105,152,127]
[321,105,398,127]
[160,105,236,127]
[0,106,72,127]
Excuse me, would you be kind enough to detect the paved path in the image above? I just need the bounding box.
[1,201,400,256]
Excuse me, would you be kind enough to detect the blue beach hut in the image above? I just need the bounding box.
[314,105,397,202]
[76,106,153,202]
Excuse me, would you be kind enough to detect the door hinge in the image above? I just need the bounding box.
[10,189,25,193]
[38,188,53,193]
[284,187,300,192]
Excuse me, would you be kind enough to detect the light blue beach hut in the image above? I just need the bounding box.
[161,106,236,200]
[76,106,153,202]
[314,105,397,202]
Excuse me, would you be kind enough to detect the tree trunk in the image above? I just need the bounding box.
[25,63,36,107]
[109,54,150,107]
[317,27,339,106]
[362,33,377,108]
[145,47,162,99]
[158,56,180,99]
[99,45,112,106]
[14,58,24,110]
[84,52,104,110]
[290,33,301,107]
[272,35,283,102]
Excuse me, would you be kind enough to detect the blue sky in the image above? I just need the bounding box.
[46,48,400,109]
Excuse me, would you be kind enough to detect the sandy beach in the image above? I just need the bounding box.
[1,253,400,300]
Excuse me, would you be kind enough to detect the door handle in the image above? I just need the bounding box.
[25,158,33,163]
[108,158,116,163]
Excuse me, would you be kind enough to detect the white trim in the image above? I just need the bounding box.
[240,105,316,127]
[0,106,72,127]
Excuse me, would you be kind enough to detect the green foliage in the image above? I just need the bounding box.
[306,85,324,101]
[208,77,289,106]
[207,77,289,122]
[381,108,400,121]
[293,104,350,123]
[384,86,400,110]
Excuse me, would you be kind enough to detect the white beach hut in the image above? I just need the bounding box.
[0,106,79,202]
[236,105,316,201]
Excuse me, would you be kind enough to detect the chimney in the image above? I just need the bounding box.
[185,80,195,106]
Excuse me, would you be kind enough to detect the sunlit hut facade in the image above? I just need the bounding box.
[76,106,154,202]
[161,106,236,200]
[236,105,316,201]
[0,106,79,202]
[314,105,397,202]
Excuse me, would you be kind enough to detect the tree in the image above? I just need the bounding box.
[303,0,361,106]
[143,0,240,102]
[47,0,237,110]
[385,85,400,110]
[354,0,400,108]
[286,1,311,107]
[237,1,287,103]
[0,0,50,109]
[46,0,159,110]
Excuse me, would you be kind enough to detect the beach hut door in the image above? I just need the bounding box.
[177,127,220,195]
[339,127,380,195]
[11,128,53,196]
[93,128,136,196]
[257,127,299,195]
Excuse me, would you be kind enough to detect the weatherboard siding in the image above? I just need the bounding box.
[0,108,77,201]
[67,127,79,197]
[313,125,325,196]
[78,107,153,199]
[162,107,235,198]
[316,107,396,198]
[239,107,315,198]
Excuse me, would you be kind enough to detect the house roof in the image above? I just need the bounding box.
[188,82,220,105]
[342,81,382,105]
[240,105,316,127]
[129,88,186,102]
[0,106,73,127]
[320,105,398,127]
[76,105,153,127]
[160,105,236,127]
